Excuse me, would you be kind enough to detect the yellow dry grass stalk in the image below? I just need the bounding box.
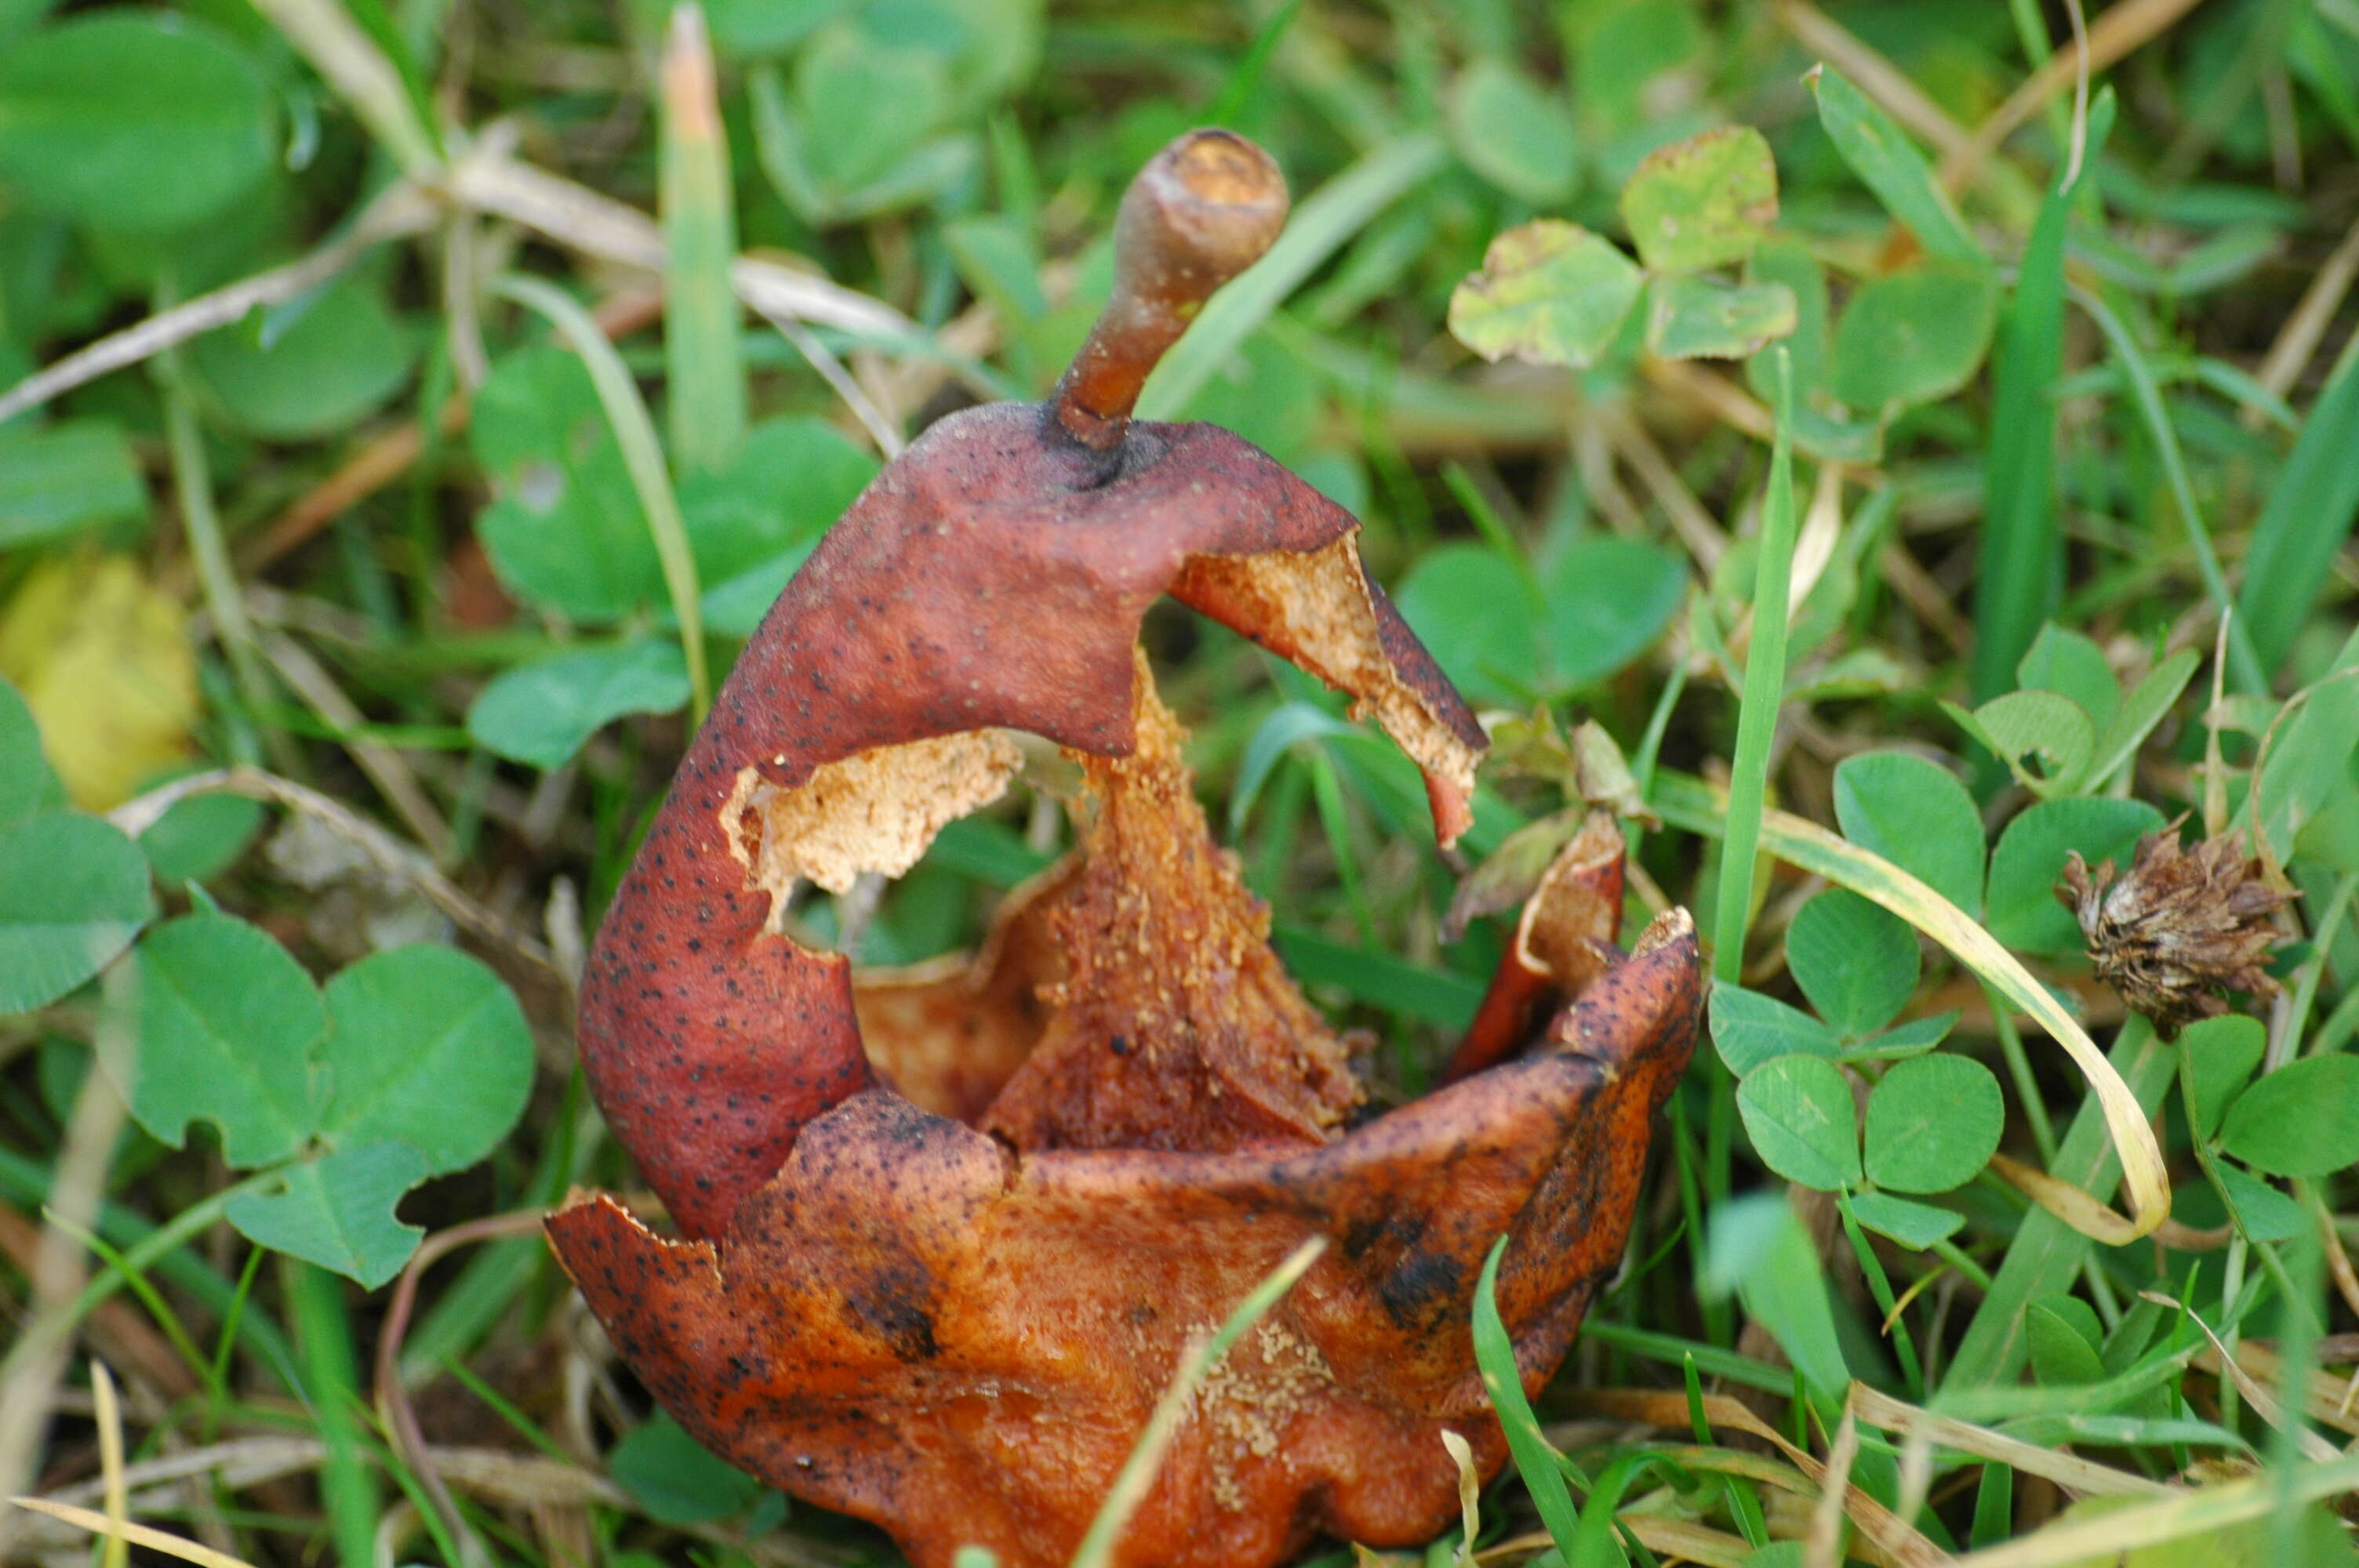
[6,1497,264,1568]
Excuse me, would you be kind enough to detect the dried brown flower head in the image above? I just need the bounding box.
[2055,823,2292,1037]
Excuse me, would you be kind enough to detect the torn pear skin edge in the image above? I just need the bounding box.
[573,401,1485,1241]
[553,127,1703,1568]
[1443,810,1626,1083]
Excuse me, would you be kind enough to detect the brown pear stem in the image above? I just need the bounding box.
[1050,129,1289,453]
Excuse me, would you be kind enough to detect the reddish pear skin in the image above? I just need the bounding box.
[547,129,1702,1568]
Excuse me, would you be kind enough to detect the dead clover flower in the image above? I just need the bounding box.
[2055,822,2292,1037]
[543,130,1703,1568]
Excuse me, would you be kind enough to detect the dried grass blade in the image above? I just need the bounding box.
[449,151,909,339]
[2143,1293,2339,1462]
[1943,1451,2359,1567]
[0,186,436,429]
[1617,1518,1757,1568]
[1846,1384,2176,1498]
[89,1362,127,1568]
[1574,1388,1950,1568]
[1805,1408,1859,1568]
[5,1498,264,1568]
[1987,1152,2145,1245]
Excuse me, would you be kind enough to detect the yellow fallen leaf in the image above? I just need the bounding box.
[0,553,196,810]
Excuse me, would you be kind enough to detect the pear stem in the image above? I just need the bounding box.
[1050,129,1289,453]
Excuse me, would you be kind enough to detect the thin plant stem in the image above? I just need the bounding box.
[2068,284,2266,695]
[492,274,711,720]
[1983,979,2059,1163]
[0,1169,278,1425]
[1932,1238,1996,1294]
[2311,982,2359,1059]
[2284,872,2357,1058]
[156,335,271,718]
[2220,1233,2248,1432]
[1624,649,1691,869]
[1836,1189,1925,1397]
[38,1213,213,1400]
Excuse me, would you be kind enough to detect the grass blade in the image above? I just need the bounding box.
[1972,172,2074,699]
[1067,1238,1325,1568]
[1711,350,1799,983]
[1946,1018,2175,1388]
[2234,334,2359,676]
[2069,284,2266,695]
[1270,924,1483,1029]
[1205,0,1305,128]
[493,274,711,720]
[1472,1236,1584,1552]
[248,0,445,180]
[1808,65,1984,269]
[660,2,746,476]
[282,1260,376,1568]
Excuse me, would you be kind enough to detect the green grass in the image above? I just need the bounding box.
[3,1,2358,1565]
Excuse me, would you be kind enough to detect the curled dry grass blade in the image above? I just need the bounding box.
[1654,771,2172,1240]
